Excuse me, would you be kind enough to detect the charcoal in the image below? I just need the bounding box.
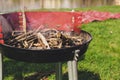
[5,28,86,50]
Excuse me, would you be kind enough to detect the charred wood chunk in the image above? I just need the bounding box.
[5,28,87,50]
[60,33,75,47]
[47,38,62,49]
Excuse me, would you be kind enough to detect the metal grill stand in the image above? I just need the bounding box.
[67,50,80,80]
[56,62,62,80]
[0,51,79,80]
[55,49,80,80]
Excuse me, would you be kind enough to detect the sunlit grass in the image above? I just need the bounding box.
[75,5,120,13]
[78,19,120,80]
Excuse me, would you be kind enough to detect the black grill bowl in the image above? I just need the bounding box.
[0,30,92,63]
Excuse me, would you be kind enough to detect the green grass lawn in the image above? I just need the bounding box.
[3,6,120,80]
[78,19,120,80]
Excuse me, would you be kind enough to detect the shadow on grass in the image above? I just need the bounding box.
[63,70,101,80]
[3,58,55,80]
[24,70,101,80]
[3,55,100,80]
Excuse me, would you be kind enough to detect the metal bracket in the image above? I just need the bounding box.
[73,49,80,61]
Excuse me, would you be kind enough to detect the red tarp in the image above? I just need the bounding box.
[2,11,120,32]
[26,12,76,32]
[81,11,120,23]
[3,12,82,33]
[1,11,120,44]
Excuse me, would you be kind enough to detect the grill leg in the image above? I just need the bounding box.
[56,62,62,80]
[68,50,79,80]
[72,60,78,80]
[0,53,3,80]
[67,61,73,80]
[67,60,78,80]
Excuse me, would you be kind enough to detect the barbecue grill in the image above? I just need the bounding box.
[0,11,92,80]
[0,30,92,63]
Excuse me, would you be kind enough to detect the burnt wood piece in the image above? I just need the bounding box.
[5,29,90,50]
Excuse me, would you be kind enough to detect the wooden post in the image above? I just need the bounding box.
[61,0,72,8]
